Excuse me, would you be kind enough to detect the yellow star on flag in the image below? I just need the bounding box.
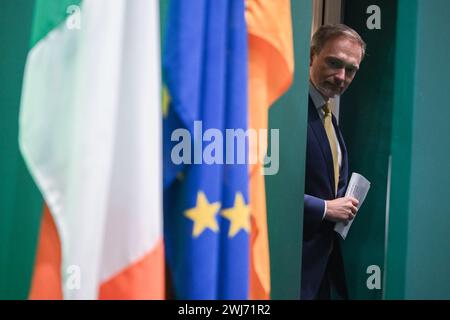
[221,192,251,238]
[184,191,221,237]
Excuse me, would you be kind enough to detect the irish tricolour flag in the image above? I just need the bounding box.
[19,0,164,299]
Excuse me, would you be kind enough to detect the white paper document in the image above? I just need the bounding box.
[334,172,371,240]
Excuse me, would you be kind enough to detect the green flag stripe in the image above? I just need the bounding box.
[30,0,82,48]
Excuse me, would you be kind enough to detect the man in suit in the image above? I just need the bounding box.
[302,24,366,300]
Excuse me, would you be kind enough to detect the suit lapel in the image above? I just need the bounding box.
[308,97,335,194]
[333,115,348,197]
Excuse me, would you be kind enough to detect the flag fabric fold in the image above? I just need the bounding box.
[246,0,295,299]
[20,0,164,299]
[163,0,250,299]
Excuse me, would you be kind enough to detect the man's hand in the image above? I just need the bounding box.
[325,197,359,223]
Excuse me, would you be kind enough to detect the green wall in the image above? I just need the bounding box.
[340,0,397,299]
[0,0,43,299]
[341,0,450,300]
[266,0,312,299]
[386,0,450,299]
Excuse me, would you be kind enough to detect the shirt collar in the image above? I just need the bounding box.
[309,81,328,111]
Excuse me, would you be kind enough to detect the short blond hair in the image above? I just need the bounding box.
[311,24,366,59]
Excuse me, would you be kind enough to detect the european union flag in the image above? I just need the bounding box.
[163,0,249,299]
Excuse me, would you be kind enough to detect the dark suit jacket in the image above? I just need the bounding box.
[301,96,349,299]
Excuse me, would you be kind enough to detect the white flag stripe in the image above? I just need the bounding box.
[100,0,162,283]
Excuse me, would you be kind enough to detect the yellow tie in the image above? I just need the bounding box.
[323,102,339,194]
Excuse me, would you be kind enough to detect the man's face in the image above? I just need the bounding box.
[310,36,362,99]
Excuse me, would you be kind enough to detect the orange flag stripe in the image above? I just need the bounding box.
[29,206,63,300]
[246,0,294,299]
[29,206,165,300]
[99,241,165,300]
